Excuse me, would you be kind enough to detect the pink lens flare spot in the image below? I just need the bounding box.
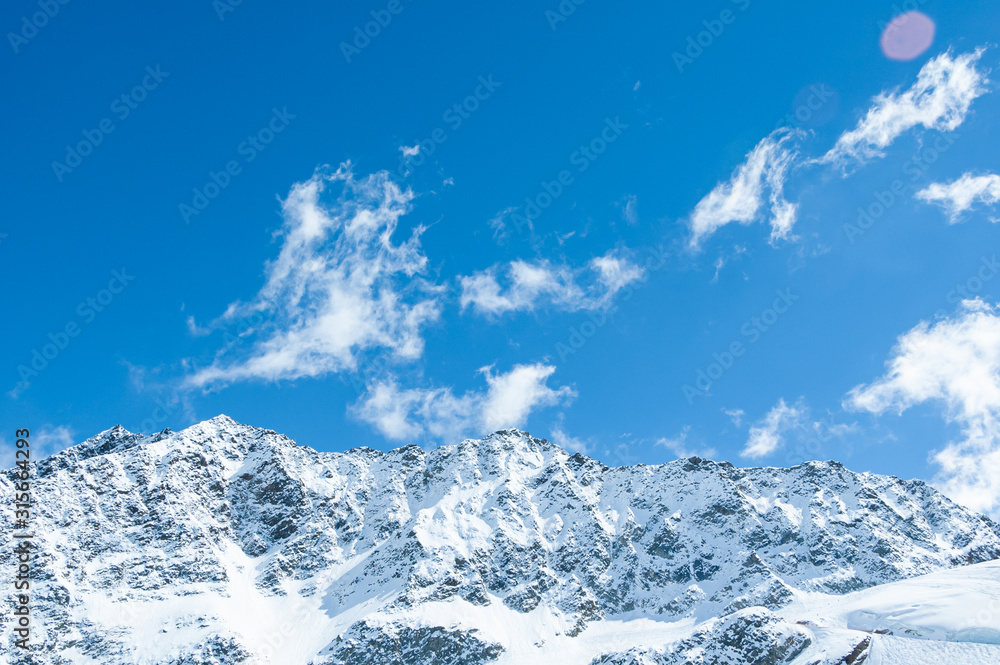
[880,11,936,61]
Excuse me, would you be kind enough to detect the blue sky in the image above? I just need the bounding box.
[4,1,1000,514]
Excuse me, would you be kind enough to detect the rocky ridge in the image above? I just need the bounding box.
[2,416,999,664]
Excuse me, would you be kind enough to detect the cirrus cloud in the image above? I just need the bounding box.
[821,49,988,167]
[688,49,989,249]
[688,128,803,249]
[186,164,443,389]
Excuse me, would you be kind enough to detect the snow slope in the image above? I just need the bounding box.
[1,416,999,664]
[866,634,1000,664]
[784,558,1000,644]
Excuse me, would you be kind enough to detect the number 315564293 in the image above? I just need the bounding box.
[14,429,30,519]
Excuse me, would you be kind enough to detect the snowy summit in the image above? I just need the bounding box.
[2,416,1000,663]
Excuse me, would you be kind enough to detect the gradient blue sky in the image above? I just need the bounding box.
[4,1,1000,513]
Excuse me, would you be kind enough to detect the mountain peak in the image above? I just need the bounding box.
[475,427,561,451]
[205,413,238,426]
[72,423,141,458]
[6,416,1000,664]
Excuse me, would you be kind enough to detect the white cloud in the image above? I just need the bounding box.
[460,261,580,315]
[710,257,725,284]
[399,144,420,157]
[352,363,575,442]
[688,129,802,248]
[655,426,718,460]
[186,165,443,389]
[686,49,989,250]
[185,315,213,337]
[0,425,75,468]
[591,252,645,293]
[487,206,521,243]
[549,417,590,455]
[740,399,804,459]
[723,408,745,427]
[480,364,574,431]
[845,300,1000,516]
[822,49,988,167]
[621,194,638,225]
[916,172,1000,222]
[459,251,644,316]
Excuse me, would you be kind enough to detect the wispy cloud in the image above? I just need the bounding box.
[740,398,804,459]
[459,250,644,316]
[723,408,745,427]
[487,206,521,244]
[549,414,590,454]
[655,426,718,460]
[846,299,1000,516]
[821,49,988,167]
[688,49,989,250]
[916,172,1000,222]
[352,363,575,442]
[620,194,638,226]
[688,128,803,249]
[185,165,443,389]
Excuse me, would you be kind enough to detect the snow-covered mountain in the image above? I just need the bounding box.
[2,416,1000,664]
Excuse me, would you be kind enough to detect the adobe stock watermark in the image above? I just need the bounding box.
[773,83,838,131]
[673,0,752,73]
[340,0,412,63]
[545,0,586,31]
[606,440,641,468]
[682,288,798,403]
[138,396,180,434]
[192,309,268,373]
[781,412,844,466]
[51,66,170,182]
[929,255,1000,321]
[213,0,245,21]
[877,0,929,33]
[394,75,501,181]
[955,596,1000,641]
[505,116,628,237]
[843,131,958,243]
[555,245,670,362]
[179,107,295,223]
[347,356,390,399]
[7,0,71,54]
[11,269,135,397]
[343,279,464,399]
[217,310,266,356]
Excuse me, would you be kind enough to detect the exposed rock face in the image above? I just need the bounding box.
[2,416,998,664]
[589,608,812,665]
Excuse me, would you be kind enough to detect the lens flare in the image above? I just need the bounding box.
[880,11,936,61]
